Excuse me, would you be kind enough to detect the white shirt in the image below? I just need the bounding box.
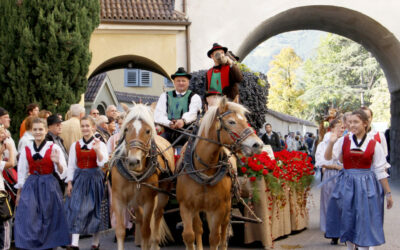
[316,132,334,168]
[0,161,5,191]
[4,136,17,164]
[367,130,388,157]
[15,141,67,189]
[66,138,108,182]
[18,131,34,153]
[154,90,202,127]
[331,133,389,180]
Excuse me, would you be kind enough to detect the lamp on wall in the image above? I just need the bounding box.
[127,61,134,68]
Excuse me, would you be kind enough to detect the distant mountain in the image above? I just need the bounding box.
[242,30,327,73]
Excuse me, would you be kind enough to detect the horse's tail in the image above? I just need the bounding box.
[150,196,174,245]
[151,215,174,245]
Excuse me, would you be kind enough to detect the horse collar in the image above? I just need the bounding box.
[183,137,230,186]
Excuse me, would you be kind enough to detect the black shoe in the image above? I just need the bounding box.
[66,246,79,250]
[330,238,339,245]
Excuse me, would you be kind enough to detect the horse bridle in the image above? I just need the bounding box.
[127,138,151,157]
[215,109,255,153]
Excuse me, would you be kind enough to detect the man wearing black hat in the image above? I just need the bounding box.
[205,43,243,106]
[46,114,68,163]
[154,67,202,146]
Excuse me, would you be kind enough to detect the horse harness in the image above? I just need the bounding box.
[111,133,173,195]
[180,109,253,187]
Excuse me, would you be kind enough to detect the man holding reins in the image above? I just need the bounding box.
[154,67,202,147]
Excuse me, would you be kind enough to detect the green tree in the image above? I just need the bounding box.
[369,78,390,123]
[0,0,99,138]
[301,33,384,120]
[267,47,306,117]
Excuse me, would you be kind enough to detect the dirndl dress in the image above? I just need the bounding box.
[325,136,385,247]
[14,144,70,249]
[65,142,105,234]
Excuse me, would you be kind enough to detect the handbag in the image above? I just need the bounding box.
[0,191,12,221]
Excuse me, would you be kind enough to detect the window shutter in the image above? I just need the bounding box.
[140,70,152,87]
[125,69,138,86]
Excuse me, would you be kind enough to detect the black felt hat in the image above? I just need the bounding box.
[171,67,192,80]
[207,43,228,58]
[47,114,62,126]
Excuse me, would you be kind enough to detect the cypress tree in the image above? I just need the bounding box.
[0,0,99,139]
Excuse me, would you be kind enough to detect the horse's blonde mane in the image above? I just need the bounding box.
[198,100,248,138]
[120,103,156,136]
[114,104,156,159]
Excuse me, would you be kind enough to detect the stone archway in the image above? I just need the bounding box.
[88,54,170,80]
[236,5,400,177]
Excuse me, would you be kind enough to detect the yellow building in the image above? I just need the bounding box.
[85,0,190,112]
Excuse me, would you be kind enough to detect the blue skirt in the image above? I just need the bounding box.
[320,168,339,232]
[14,174,70,249]
[65,168,104,234]
[325,169,385,247]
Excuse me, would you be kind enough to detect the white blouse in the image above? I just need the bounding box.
[367,130,388,157]
[332,132,389,180]
[15,141,67,189]
[315,132,342,169]
[66,138,108,182]
[0,161,5,191]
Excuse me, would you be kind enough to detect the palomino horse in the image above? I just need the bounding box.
[111,104,175,250]
[176,97,263,250]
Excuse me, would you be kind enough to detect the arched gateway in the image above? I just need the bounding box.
[186,2,400,177]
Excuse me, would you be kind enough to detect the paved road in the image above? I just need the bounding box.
[75,178,400,249]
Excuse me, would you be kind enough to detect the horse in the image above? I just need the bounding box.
[111,103,175,250]
[176,96,263,250]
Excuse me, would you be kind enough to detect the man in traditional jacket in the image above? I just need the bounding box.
[205,43,243,106]
[154,67,202,146]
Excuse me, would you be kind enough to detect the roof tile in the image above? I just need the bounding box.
[100,0,188,23]
[115,91,159,104]
[85,73,107,102]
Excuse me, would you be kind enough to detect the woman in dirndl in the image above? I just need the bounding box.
[14,117,70,249]
[65,116,108,250]
[324,109,393,250]
[315,116,344,245]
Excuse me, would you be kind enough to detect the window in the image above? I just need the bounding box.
[125,69,138,87]
[124,69,152,87]
[139,70,152,87]
[164,77,174,88]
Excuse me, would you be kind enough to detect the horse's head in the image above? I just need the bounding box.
[200,97,263,157]
[118,104,156,173]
